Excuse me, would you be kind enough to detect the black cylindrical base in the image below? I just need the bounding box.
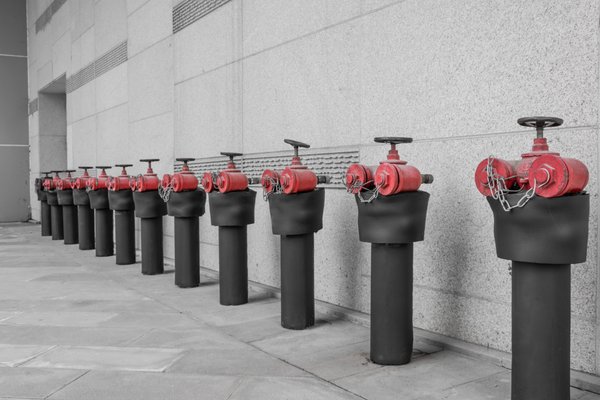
[174,217,199,288]
[512,261,570,400]
[115,210,135,265]
[41,201,51,236]
[95,209,114,257]
[280,233,314,330]
[77,205,94,250]
[50,205,64,240]
[141,217,164,275]
[62,205,78,245]
[370,243,413,365]
[219,226,248,305]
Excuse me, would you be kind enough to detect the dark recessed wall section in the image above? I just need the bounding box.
[0,0,26,56]
[173,0,232,34]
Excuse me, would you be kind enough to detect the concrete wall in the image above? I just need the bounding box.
[26,0,600,375]
[0,0,28,222]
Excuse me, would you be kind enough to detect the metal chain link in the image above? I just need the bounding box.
[262,176,282,201]
[485,156,541,212]
[158,179,174,203]
[343,174,381,204]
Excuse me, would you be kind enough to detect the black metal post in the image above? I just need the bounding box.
[50,205,63,240]
[114,210,135,265]
[511,261,570,400]
[370,243,413,365]
[280,233,315,329]
[77,205,94,250]
[41,200,51,236]
[95,209,113,257]
[141,217,164,275]
[219,226,248,305]
[62,205,78,245]
[174,217,199,288]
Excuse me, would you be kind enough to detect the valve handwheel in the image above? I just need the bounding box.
[96,166,112,170]
[221,152,243,160]
[115,164,133,169]
[140,159,159,163]
[176,158,195,163]
[518,117,563,138]
[284,139,310,149]
[374,137,413,144]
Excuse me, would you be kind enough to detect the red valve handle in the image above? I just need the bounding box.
[517,116,563,138]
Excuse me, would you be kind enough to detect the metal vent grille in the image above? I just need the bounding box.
[28,98,39,116]
[173,0,232,34]
[35,0,67,33]
[174,149,359,188]
[66,41,128,93]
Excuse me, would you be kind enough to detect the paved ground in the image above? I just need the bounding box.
[0,222,598,400]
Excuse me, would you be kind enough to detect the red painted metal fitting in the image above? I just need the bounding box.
[261,169,281,194]
[214,152,249,193]
[529,154,589,198]
[56,170,76,190]
[87,166,112,190]
[201,172,215,193]
[345,164,375,194]
[164,158,198,192]
[374,163,423,196]
[135,159,161,192]
[44,171,61,191]
[107,164,133,191]
[280,167,318,194]
[73,167,93,190]
[474,158,519,196]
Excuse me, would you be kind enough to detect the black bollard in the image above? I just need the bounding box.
[140,217,164,274]
[280,233,315,329]
[50,204,63,240]
[370,243,413,364]
[41,199,51,236]
[512,261,570,400]
[62,205,78,245]
[94,208,113,256]
[114,210,135,265]
[73,187,94,250]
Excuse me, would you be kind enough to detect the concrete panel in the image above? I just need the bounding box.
[175,65,241,158]
[128,0,172,58]
[70,27,95,74]
[173,1,236,83]
[128,112,174,176]
[96,103,129,165]
[242,21,361,154]
[127,0,150,15]
[0,57,28,145]
[52,32,70,80]
[0,366,84,399]
[0,344,54,367]
[95,63,128,113]
[0,0,27,56]
[242,0,361,56]
[228,376,362,400]
[0,146,30,222]
[128,38,173,122]
[359,0,600,141]
[70,0,94,41]
[67,82,95,124]
[94,0,128,57]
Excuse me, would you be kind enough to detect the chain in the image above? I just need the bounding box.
[158,179,174,203]
[262,176,282,201]
[485,156,541,212]
[343,174,381,204]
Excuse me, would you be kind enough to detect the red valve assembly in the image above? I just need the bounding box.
[56,170,76,190]
[261,139,327,195]
[474,117,589,198]
[161,158,198,193]
[73,167,93,190]
[87,166,112,190]
[107,164,133,191]
[43,171,62,191]
[345,137,433,197]
[133,159,161,192]
[202,152,258,193]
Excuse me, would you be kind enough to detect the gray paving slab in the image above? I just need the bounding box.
[334,351,505,400]
[0,344,54,367]
[46,370,240,400]
[0,366,85,399]
[220,314,289,343]
[167,348,310,377]
[2,311,118,327]
[23,346,185,372]
[0,325,149,346]
[126,327,249,350]
[100,311,201,330]
[227,376,364,400]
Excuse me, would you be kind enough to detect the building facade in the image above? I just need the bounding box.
[26,0,600,375]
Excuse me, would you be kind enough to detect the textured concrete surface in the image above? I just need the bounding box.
[26,0,600,377]
[1,222,599,400]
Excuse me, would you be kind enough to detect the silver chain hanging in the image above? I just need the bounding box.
[158,179,174,203]
[343,174,381,204]
[262,176,282,201]
[485,156,542,212]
